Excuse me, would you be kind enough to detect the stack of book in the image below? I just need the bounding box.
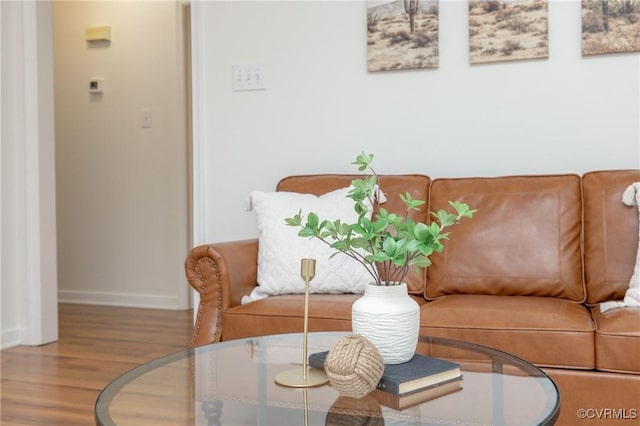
[309,351,462,410]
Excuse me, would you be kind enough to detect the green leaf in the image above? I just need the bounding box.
[318,219,331,230]
[371,251,390,262]
[449,200,477,219]
[432,209,455,227]
[353,200,369,216]
[382,237,397,256]
[348,180,367,202]
[406,239,420,252]
[284,210,303,226]
[410,256,432,273]
[399,192,426,210]
[370,219,387,234]
[413,222,431,241]
[331,240,351,252]
[430,221,441,235]
[411,256,432,268]
[298,228,316,238]
[417,245,434,257]
[307,212,319,229]
[351,152,374,172]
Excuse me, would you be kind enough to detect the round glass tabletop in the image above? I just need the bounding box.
[95,332,559,425]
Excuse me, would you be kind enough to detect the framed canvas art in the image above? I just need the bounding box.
[367,0,439,72]
[582,0,640,56]
[469,0,548,64]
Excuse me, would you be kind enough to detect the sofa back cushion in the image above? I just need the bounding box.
[277,174,431,294]
[426,174,585,302]
[583,170,640,305]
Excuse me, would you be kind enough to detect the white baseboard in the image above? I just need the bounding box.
[1,328,23,350]
[58,289,181,310]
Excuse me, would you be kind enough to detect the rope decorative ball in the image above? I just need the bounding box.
[324,334,384,398]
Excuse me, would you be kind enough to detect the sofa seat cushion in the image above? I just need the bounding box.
[420,294,595,369]
[591,306,640,374]
[221,294,361,341]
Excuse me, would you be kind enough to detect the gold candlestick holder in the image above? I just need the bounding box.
[275,258,329,388]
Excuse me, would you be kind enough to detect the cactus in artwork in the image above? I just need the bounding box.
[404,0,419,33]
[601,0,609,32]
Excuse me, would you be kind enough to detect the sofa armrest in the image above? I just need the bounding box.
[185,239,259,347]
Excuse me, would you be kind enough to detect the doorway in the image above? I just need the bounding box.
[52,1,192,316]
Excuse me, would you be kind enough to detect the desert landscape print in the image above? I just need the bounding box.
[582,0,640,55]
[367,0,439,72]
[469,0,548,64]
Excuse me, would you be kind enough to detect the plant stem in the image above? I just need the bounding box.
[310,235,381,284]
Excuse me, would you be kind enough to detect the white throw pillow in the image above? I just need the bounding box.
[242,186,373,304]
[600,182,640,312]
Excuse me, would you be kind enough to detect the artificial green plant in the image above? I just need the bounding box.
[285,153,476,286]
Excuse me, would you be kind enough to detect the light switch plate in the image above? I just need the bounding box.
[139,108,152,128]
[232,64,266,91]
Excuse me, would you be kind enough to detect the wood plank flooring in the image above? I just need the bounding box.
[1,303,193,425]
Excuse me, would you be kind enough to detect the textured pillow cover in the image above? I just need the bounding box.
[600,182,640,312]
[242,186,373,304]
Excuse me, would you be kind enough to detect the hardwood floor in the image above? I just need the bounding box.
[1,303,193,425]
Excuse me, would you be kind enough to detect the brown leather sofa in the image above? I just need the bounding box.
[185,170,640,425]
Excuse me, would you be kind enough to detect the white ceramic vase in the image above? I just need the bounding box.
[351,282,420,365]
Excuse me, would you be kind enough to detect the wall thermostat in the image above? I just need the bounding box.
[89,78,104,94]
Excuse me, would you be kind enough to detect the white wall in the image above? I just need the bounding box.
[1,1,58,349]
[54,1,190,309]
[192,0,640,244]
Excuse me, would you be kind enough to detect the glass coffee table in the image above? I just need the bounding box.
[95,332,559,425]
